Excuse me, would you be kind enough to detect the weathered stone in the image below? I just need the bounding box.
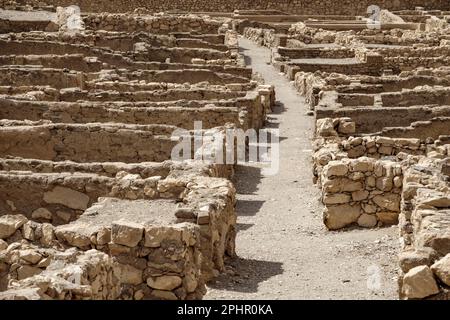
[376,177,393,191]
[362,203,377,214]
[316,118,337,137]
[350,158,373,172]
[324,161,348,177]
[147,275,182,290]
[116,264,143,285]
[393,176,403,188]
[0,215,28,239]
[399,248,440,273]
[431,254,450,286]
[144,226,182,248]
[357,214,377,228]
[352,190,369,201]
[17,265,42,280]
[402,265,440,299]
[111,220,144,247]
[43,186,89,210]
[150,289,178,300]
[323,204,360,230]
[19,250,43,264]
[40,223,55,246]
[347,145,366,158]
[31,208,52,220]
[0,239,7,251]
[338,121,355,134]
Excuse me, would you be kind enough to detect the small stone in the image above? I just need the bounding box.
[357,214,377,228]
[0,239,7,251]
[399,248,439,273]
[376,211,398,225]
[43,186,89,210]
[338,121,355,134]
[431,254,450,286]
[111,220,144,247]
[31,208,52,220]
[116,264,143,285]
[19,250,43,264]
[325,161,348,177]
[134,290,145,300]
[147,275,182,291]
[323,193,351,205]
[393,176,403,188]
[144,226,182,248]
[17,265,42,280]
[56,211,72,223]
[373,194,400,212]
[323,204,360,230]
[378,145,393,155]
[352,190,369,201]
[366,176,376,188]
[0,215,28,239]
[402,265,439,299]
[150,289,178,300]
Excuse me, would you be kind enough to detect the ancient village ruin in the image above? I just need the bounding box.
[0,0,449,300]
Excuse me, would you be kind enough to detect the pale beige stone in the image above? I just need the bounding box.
[31,208,52,220]
[147,275,182,291]
[373,194,400,212]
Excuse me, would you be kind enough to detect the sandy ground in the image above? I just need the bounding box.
[204,37,399,300]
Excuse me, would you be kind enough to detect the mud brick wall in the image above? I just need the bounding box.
[6,0,450,15]
[320,157,403,230]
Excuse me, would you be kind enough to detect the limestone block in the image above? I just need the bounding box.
[111,220,144,248]
[147,275,182,291]
[376,211,398,224]
[324,161,348,177]
[373,194,400,212]
[0,215,28,239]
[323,204,360,230]
[431,254,450,286]
[402,265,439,299]
[31,208,53,221]
[357,214,377,228]
[323,193,351,205]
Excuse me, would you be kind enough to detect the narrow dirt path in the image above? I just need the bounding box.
[205,37,399,300]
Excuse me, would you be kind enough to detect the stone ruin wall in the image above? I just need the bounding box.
[2,0,450,15]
